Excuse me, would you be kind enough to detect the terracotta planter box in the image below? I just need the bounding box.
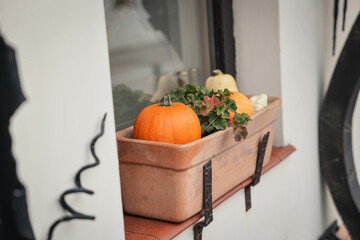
[116,97,281,222]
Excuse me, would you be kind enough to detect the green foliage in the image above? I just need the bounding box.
[171,84,250,142]
[112,84,152,131]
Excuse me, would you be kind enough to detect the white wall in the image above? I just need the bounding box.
[1,0,358,239]
[0,1,125,239]
[233,0,284,147]
[277,0,325,235]
[176,0,360,239]
[175,158,313,240]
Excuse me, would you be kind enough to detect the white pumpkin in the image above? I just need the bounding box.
[205,69,239,92]
[250,94,268,112]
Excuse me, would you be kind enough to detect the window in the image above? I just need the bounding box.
[104,0,217,131]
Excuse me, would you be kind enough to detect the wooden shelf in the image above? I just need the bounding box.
[124,145,296,240]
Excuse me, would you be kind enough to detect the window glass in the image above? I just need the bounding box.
[104,0,211,131]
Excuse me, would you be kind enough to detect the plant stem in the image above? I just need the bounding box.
[202,117,217,134]
[159,94,173,106]
[213,69,223,75]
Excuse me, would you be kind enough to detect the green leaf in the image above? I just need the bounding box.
[171,88,185,98]
[201,122,208,133]
[215,104,227,117]
[170,83,250,141]
[213,118,227,130]
[200,105,211,116]
[185,84,197,93]
[207,113,216,123]
[194,99,203,107]
[197,85,210,95]
[233,113,250,126]
[206,125,215,133]
[222,88,231,96]
[224,98,237,113]
[233,126,248,142]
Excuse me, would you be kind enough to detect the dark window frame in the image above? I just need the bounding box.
[208,0,236,77]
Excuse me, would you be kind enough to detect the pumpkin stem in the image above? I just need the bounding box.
[213,69,223,76]
[159,94,173,106]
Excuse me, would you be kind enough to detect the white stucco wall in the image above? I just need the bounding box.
[0,1,125,239]
[277,0,325,235]
[1,0,359,239]
[176,1,360,239]
[233,0,284,147]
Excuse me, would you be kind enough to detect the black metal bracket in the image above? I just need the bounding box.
[193,132,270,238]
[318,221,340,240]
[194,160,213,240]
[244,185,252,212]
[245,132,270,212]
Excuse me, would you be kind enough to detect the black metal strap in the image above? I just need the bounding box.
[318,221,340,240]
[245,132,270,211]
[252,132,270,186]
[245,186,251,212]
[194,160,213,240]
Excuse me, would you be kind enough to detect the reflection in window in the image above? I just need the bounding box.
[104,0,210,130]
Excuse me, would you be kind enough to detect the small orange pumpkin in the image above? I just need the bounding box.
[229,91,254,120]
[133,95,201,144]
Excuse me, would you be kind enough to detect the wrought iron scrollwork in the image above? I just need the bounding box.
[332,0,348,55]
[47,113,107,240]
[320,12,360,239]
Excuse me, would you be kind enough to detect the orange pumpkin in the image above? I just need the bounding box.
[133,95,201,144]
[229,91,254,120]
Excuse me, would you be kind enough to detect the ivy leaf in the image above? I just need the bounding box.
[233,113,250,126]
[185,84,197,93]
[207,113,216,123]
[201,122,209,133]
[233,126,248,142]
[200,96,221,116]
[171,88,187,104]
[213,118,228,130]
[207,125,215,132]
[215,104,228,118]
[171,88,185,98]
[224,98,237,113]
[232,113,250,142]
[222,88,231,97]
[200,105,211,116]
[197,85,210,95]
[187,94,201,107]
[169,83,250,140]
[203,96,221,108]
[194,99,203,107]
